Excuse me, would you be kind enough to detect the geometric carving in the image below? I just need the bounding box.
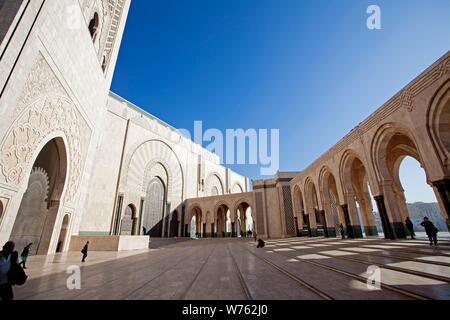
[400,89,414,112]
[0,54,91,204]
[205,173,224,196]
[282,186,296,236]
[17,55,66,111]
[123,140,183,208]
[255,192,265,235]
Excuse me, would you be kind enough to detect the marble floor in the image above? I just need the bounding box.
[14,237,450,300]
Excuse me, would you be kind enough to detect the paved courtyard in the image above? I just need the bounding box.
[14,237,450,300]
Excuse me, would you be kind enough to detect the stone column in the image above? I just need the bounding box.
[432,179,450,232]
[374,195,394,240]
[297,212,304,236]
[318,210,329,237]
[358,193,378,236]
[322,200,337,237]
[393,184,409,222]
[177,218,182,237]
[381,181,407,239]
[231,221,237,237]
[308,211,318,237]
[345,194,363,238]
[341,204,354,239]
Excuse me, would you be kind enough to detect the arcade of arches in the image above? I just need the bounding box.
[0,0,449,258]
[291,55,450,239]
[184,193,255,239]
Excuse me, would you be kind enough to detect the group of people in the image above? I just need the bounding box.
[0,241,31,300]
[0,240,90,300]
[405,216,439,246]
[338,216,439,245]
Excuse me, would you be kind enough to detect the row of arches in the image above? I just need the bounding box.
[186,201,254,238]
[204,173,244,196]
[293,82,450,239]
[114,138,248,238]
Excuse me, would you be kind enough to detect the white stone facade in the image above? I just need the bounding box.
[0,0,248,254]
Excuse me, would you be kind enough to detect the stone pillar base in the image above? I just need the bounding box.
[351,225,363,238]
[364,226,379,236]
[392,222,407,239]
[326,228,337,238]
[310,229,319,237]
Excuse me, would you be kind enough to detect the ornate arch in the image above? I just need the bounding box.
[292,184,304,215]
[233,198,253,218]
[213,201,231,221]
[339,149,366,195]
[370,123,424,182]
[205,173,224,196]
[231,182,244,194]
[427,79,450,171]
[303,177,318,212]
[186,203,203,223]
[122,140,184,207]
[318,166,339,204]
[0,54,90,205]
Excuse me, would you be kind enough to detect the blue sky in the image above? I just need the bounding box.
[111,0,450,202]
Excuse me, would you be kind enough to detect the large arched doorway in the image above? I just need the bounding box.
[304,179,321,237]
[373,127,448,238]
[88,12,99,40]
[10,138,68,255]
[190,207,202,238]
[319,168,344,238]
[235,202,253,237]
[293,186,305,236]
[143,178,166,237]
[428,88,450,231]
[340,151,376,239]
[216,204,229,237]
[56,214,70,253]
[399,157,447,236]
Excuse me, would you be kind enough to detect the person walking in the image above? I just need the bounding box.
[420,217,438,246]
[0,241,18,300]
[19,243,32,269]
[405,217,415,240]
[256,239,265,248]
[339,223,345,240]
[81,241,89,263]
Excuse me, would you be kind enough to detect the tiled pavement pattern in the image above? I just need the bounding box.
[14,237,450,300]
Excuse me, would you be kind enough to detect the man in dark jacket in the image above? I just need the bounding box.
[81,241,89,262]
[420,217,438,246]
[405,217,415,240]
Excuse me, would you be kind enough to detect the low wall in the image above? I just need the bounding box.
[69,236,149,252]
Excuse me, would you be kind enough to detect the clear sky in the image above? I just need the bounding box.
[111,0,450,201]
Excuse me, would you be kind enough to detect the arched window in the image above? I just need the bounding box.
[0,200,4,223]
[102,56,107,72]
[88,12,99,41]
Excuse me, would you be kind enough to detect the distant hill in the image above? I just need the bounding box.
[372,202,447,232]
